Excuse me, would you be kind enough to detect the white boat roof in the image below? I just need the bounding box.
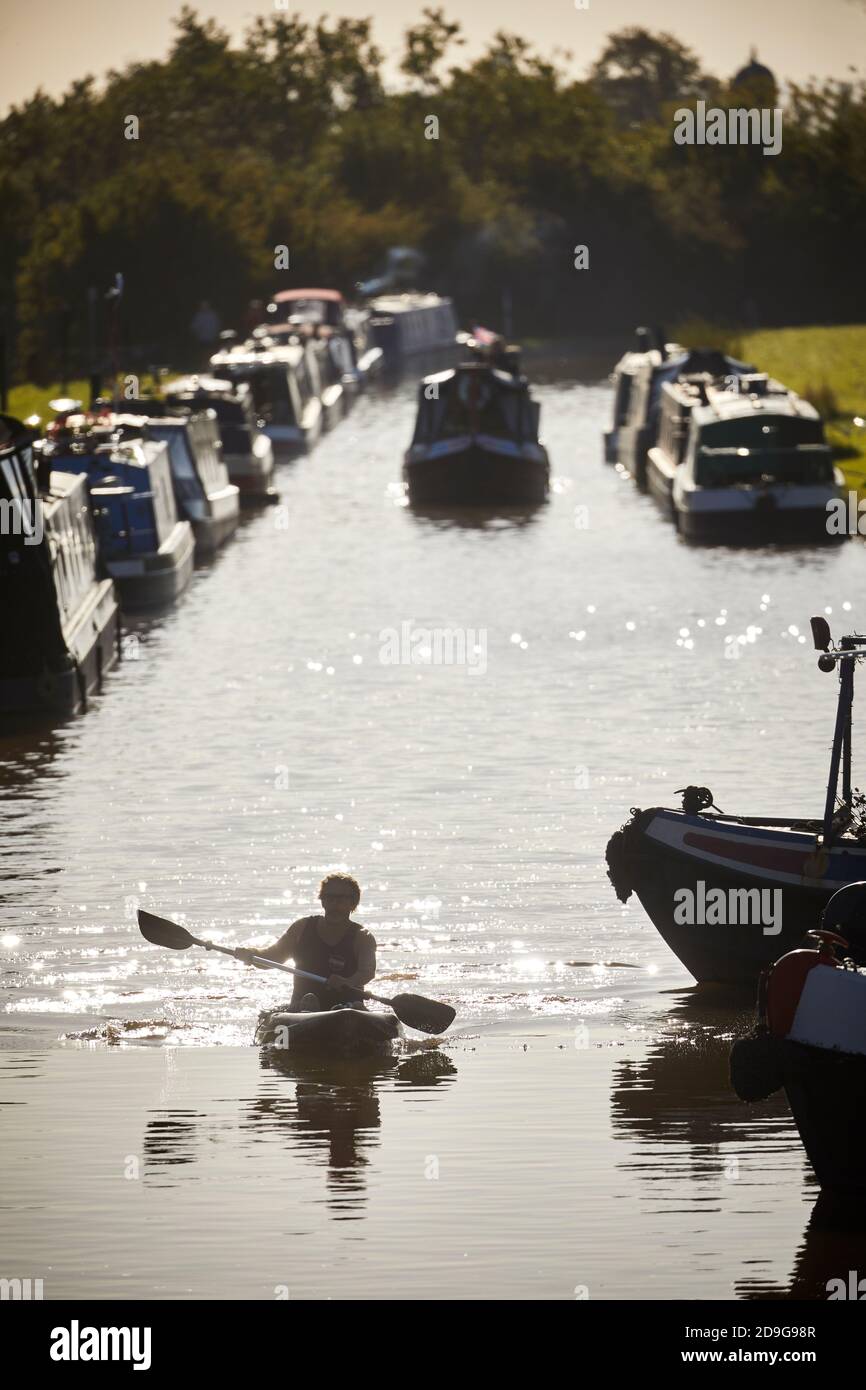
[46,469,88,506]
[165,374,238,396]
[695,390,819,428]
[369,291,452,312]
[211,345,303,369]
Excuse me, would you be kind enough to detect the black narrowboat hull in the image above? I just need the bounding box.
[405,441,549,507]
[676,503,843,546]
[0,580,120,716]
[615,423,653,486]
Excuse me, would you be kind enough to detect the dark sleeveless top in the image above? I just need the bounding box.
[294,918,362,1007]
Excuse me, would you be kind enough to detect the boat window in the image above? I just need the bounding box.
[211,399,245,426]
[283,299,326,324]
[188,420,226,492]
[431,372,527,441]
[47,485,97,619]
[255,368,296,425]
[151,451,178,539]
[700,415,824,448]
[613,373,632,427]
[155,429,196,480]
[695,446,836,488]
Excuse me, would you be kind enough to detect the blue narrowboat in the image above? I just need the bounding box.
[45,429,195,608]
[111,406,240,552]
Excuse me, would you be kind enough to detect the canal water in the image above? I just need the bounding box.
[2,369,865,1298]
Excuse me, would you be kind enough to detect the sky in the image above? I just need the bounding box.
[2,0,865,112]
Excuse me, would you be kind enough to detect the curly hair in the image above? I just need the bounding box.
[319,873,361,908]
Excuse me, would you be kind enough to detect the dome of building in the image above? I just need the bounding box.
[733,49,776,90]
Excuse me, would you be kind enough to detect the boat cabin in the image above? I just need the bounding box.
[267,288,346,329]
[209,343,322,451]
[687,388,834,489]
[410,362,541,449]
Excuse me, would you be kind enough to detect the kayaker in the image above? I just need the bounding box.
[236,873,376,1011]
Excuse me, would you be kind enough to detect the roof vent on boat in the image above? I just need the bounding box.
[736,373,770,396]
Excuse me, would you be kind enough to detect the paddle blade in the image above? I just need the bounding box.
[388,993,456,1035]
[138,910,197,951]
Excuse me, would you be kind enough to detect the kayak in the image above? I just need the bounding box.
[255,1004,401,1056]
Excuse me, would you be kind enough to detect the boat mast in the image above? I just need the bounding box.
[821,637,856,843]
[842,636,854,808]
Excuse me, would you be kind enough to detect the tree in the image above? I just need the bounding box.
[401,8,463,89]
[589,27,709,126]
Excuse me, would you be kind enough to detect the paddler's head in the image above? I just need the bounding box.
[319,873,361,924]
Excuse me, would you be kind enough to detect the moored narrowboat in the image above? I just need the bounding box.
[259,329,344,429]
[366,292,458,367]
[615,344,755,486]
[144,413,239,553]
[44,428,195,608]
[663,376,844,543]
[209,343,322,455]
[163,375,276,505]
[0,415,119,716]
[603,327,683,463]
[267,287,381,387]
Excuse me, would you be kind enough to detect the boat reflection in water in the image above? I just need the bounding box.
[407,503,546,532]
[610,989,866,1299]
[611,990,791,1179]
[737,1194,866,1300]
[252,1048,457,1212]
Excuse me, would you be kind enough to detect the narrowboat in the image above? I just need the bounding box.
[603,327,682,463]
[209,343,322,455]
[731,888,866,1198]
[107,402,240,552]
[0,415,119,715]
[43,427,195,608]
[144,414,239,552]
[614,344,755,486]
[606,618,866,984]
[267,288,382,385]
[404,337,549,506]
[254,325,345,429]
[163,375,276,505]
[647,374,844,542]
[366,292,458,367]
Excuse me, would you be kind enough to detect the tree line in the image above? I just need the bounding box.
[1,7,864,382]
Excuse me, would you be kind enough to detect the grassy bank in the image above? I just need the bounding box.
[6,377,163,423]
[673,322,866,489]
[6,380,93,422]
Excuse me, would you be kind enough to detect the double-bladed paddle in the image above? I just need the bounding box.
[137,909,456,1036]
